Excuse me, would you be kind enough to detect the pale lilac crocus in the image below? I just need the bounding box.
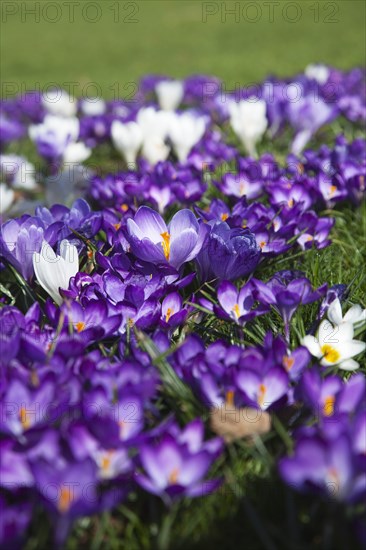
[126,206,206,270]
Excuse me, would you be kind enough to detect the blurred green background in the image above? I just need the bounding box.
[1,0,365,98]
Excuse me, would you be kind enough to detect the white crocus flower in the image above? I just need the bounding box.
[141,136,170,166]
[328,298,366,329]
[32,240,79,305]
[169,113,206,162]
[63,142,91,165]
[42,89,77,118]
[0,183,15,214]
[305,64,330,85]
[302,320,366,371]
[136,107,172,142]
[228,98,268,157]
[155,80,184,111]
[29,115,80,157]
[80,98,106,116]
[0,155,37,190]
[111,121,143,165]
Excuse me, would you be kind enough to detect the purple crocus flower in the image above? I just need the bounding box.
[253,272,327,340]
[160,292,188,328]
[287,95,338,155]
[135,421,221,502]
[0,215,44,280]
[279,432,360,502]
[196,221,261,281]
[214,280,267,325]
[235,366,289,410]
[126,206,206,270]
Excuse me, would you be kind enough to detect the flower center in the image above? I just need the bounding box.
[258,384,267,408]
[58,486,73,514]
[239,182,246,196]
[221,213,229,221]
[232,304,240,318]
[329,185,337,197]
[225,390,235,407]
[259,241,267,250]
[76,321,85,332]
[321,344,340,364]
[165,307,174,322]
[168,468,179,485]
[323,395,335,417]
[287,198,294,207]
[282,356,295,371]
[100,451,115,474]
[121,203,129,212]
[160,231,171,260]
[19,406,31,430]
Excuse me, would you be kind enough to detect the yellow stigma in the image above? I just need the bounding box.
[113,223,121,230]
[239,182,246,196]
[329,185,337,197]
[101,451,115,474]
[160,232,171,260]
[121,203,129,212]
[58,486,73,514]
[221,213,229,221]
[76,321,85,333]
[259,241,266,250]
[165,307,174,322]
[321,344,341,364]
[323,395,335,417]
[258,384,267,408]
[282,356,295,371]
[225,390,235,407]
[168,468,179,485]
[19,406,31,430]
[287,198,294,208]
[232,304,240,318]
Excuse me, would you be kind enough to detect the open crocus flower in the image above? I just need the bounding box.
[215,280,267,325]
[327,298,366,329]
[168,112,206,162]
[0,184,15,215]
[235,366,289,410]
[111,120,143,165]
[302,320,366,371]
[155,80,184,111]
[135,430,220,501]
[126,206,206,270]
[228,98,268,157]
[32,240,79,305]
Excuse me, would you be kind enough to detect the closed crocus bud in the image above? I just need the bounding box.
[136,107,172,142]
[111,120,143,165]
[196,221,261,281]
[0,184,15,215]
[229,98,268,157]
[41,88,77,118]
[169,113,206,162]
[304,63,330,84]
[63,142,91,165]
[32,240,79,305]
[155,80,184,111]
[142,136,170,166]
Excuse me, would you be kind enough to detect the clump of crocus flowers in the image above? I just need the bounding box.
[0,66,365,548]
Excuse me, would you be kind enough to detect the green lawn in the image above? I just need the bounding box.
[1,0,365,98]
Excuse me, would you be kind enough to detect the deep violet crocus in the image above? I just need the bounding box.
[196,221,261,281]
[253,272,327,340]
[126,206,206,270]
[214,280,268,325]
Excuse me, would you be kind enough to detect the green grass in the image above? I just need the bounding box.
[3,2,366,549]
[1,0,365,97]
